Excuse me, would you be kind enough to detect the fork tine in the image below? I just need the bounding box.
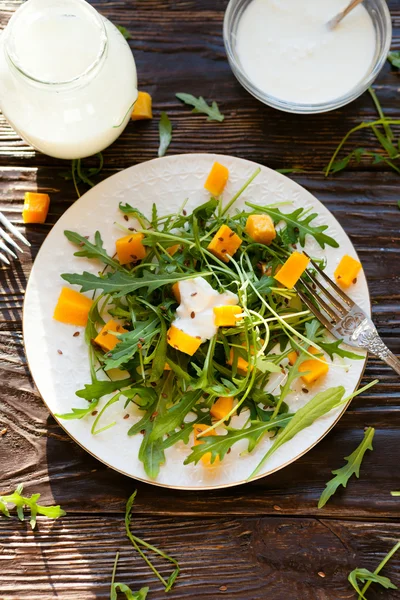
[299,278,341,324]
[0,213,30,247]
[303,252,355,307]
[305,269,347,316]
[295,287,334,330]
[0,252,10,265]
[0,227,22,253]
[0,239,17,259]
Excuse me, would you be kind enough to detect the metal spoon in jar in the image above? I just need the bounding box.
[327,0,364,30]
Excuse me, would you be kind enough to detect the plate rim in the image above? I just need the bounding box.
[23,152,370,491]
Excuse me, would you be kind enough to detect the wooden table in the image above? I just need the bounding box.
[1,1,400,598]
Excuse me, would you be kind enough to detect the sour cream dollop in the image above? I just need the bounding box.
[172,277,239,341]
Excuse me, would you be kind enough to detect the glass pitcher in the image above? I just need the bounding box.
[0,0,138,159]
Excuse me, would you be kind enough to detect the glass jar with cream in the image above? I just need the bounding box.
[0,0,138,159]
[224,0,392,113]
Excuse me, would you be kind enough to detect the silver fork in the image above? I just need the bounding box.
[0,212,30,265]
[295,253,400,376]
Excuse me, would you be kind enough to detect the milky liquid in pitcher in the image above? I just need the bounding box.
[0,0,137,159]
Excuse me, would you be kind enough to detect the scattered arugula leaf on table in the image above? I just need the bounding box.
[110,552,149,600]
[124,491,180,591]
[388,51,400,69]
[318,427,375,509]
[158,112,172,157]
[0,484,65,529]
[59,153,104,198]
[348,540,400,600]
[391,491,400,496]
[176,93,224,122]
[116,25,132,40]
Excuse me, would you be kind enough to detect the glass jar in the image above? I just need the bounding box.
[224,0,392,114]
[0,0,138,158]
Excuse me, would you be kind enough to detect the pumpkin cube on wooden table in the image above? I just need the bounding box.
[131,91,153,121]
[22,192,50,224]
[116,233,146,265]
[53,287,93,327]
[94,319,128,352]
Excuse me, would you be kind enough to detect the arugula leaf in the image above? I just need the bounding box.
[388,50,400,69]
[55,399,99,420]
[158,112,172,158]
[116,25,132,40]
[0,484,66,529]
[176,93,224,122]
[318,340,364,361]
[149,390,203,442]
[193,198,219,220]
[246,203,339,249]
[119,203,151,228]
[318,427,375,509]
[348,568,397,600]
[110,553,148,600]
[124,491,180,591]
[250,386,346,478]
[139,434,165,479]
[104,317,159,370]
[64,230,122,270]
[185,414,292,465]
[391,491,400,496]
[62,269,212,296]
[349,540,400,600]
[330,147,366,174]
[76,379,132,400]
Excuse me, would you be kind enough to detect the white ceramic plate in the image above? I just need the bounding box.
[23,154,369,490]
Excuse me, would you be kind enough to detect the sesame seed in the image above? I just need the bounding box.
[0,428,8,436]
[273,505,281,511]
[219,586,227,592]
[318,572,326,578]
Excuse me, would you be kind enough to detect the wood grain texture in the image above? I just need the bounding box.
[0,0,400,598]
[0,516,399,600]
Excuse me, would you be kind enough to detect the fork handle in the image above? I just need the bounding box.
[357,328,400,375]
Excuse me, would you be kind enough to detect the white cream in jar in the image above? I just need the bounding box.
[0,0,137,159]
[235,0,376,105]
[172,277,239,342]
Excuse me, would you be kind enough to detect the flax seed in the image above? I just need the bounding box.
[191,311,195,319]
[124,215,129,221]
[73,331,80,337]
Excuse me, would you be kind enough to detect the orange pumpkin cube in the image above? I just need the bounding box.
[167,325,201,356]
[213,305,243,327]
[131,91,153,121]
[94,319,128,352]
[274,252,310,289]
[164,362,171,370]
[22,192,50,224]
[299,346,328,385]
[287,350,298,365]
[245,214,276,245]
[204,162,229,197]
[116,233,146,265]
[334,255,362,288]
[53,287,93,327]
[210,396,234,421]
[207,224,242,263]
[172,282,181,303]
[227,348,252,375]
[193,423,219,466]
[166,244,180,256]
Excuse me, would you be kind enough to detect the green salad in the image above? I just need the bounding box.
[56,166,369,480]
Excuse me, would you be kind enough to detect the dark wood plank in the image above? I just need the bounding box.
[0,515,399,599]
[1,1,400,171]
